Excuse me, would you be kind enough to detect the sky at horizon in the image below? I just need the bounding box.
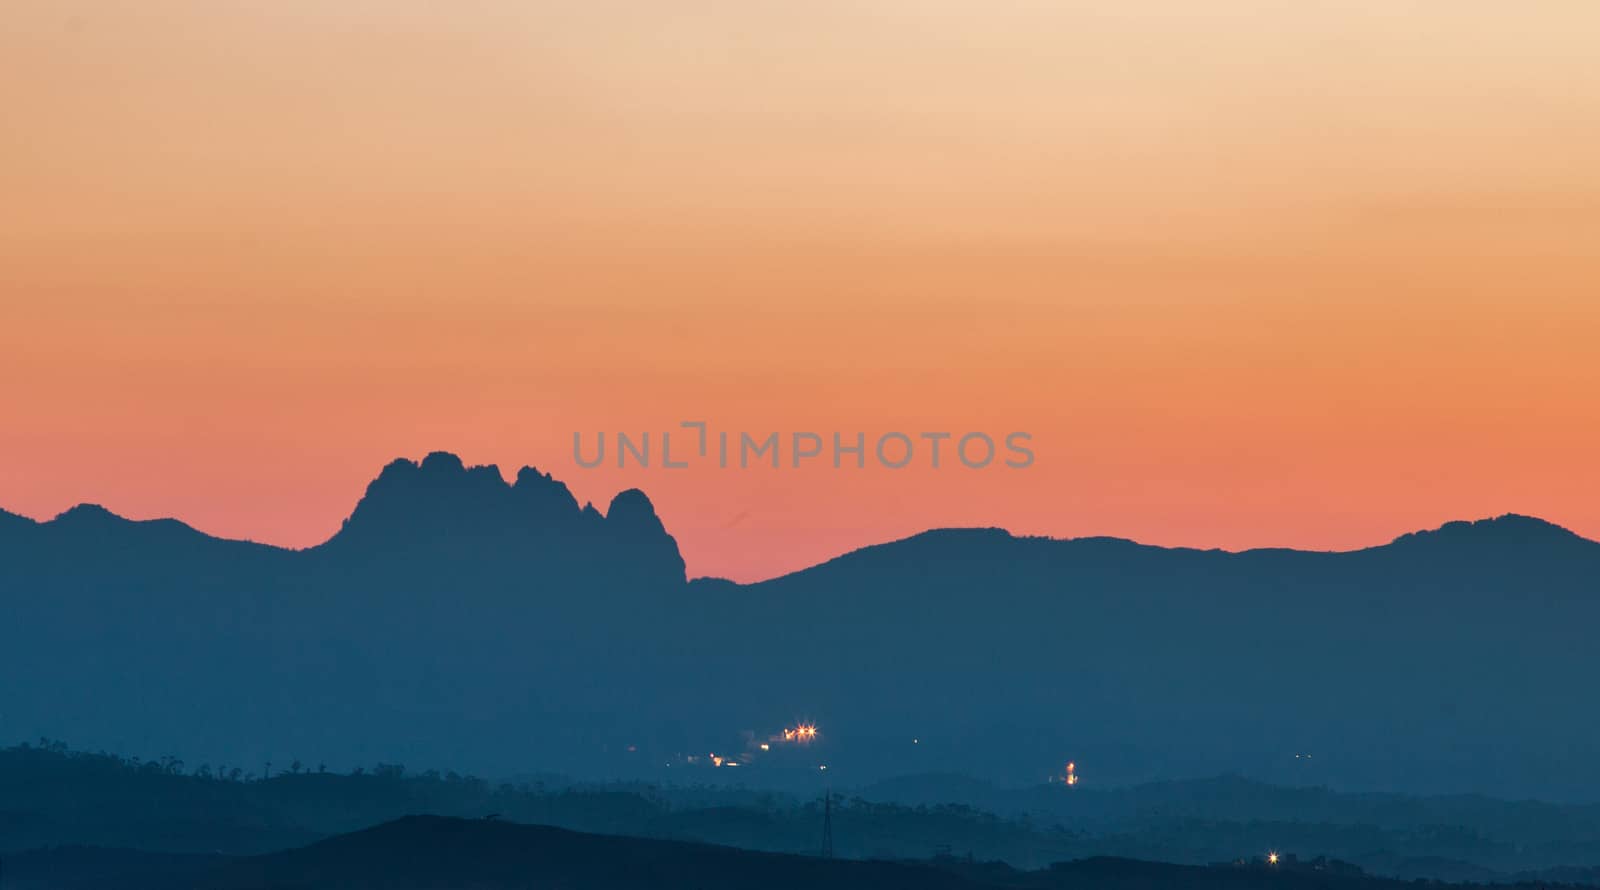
[3,2,1598,581]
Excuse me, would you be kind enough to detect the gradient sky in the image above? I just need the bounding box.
[3,2,1598,581]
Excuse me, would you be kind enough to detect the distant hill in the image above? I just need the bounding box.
[3,452,1600,797]
[8,815,1593,890]
[11,739,1600,882]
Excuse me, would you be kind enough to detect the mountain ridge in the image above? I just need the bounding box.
[5,452,1600,796]
[3,450,1590,585]
[749,512,1595,587]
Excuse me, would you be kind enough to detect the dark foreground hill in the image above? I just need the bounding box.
[7,816,1589,890]
[4,451,1600,796]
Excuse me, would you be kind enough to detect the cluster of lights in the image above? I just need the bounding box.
[694,722,826,770]
[781,723,819,743]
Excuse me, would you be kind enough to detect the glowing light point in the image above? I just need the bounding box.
[1268,852,1280,865]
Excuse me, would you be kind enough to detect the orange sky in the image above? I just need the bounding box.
[3,2,1598,581]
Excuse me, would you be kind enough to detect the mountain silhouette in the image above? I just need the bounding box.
[2,452,1598,797]
[315,451,685,586]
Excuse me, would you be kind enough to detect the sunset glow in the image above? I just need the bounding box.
[3,2,1598,581]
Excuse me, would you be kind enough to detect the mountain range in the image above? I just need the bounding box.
[3,451,1598,798]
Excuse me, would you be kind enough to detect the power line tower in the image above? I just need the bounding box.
[821,789,835,859]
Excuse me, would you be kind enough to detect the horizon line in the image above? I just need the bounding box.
[2,452,1588,586]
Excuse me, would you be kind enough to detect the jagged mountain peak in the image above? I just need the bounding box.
[513,465,583,516]
[318,452,687,585]
[605,488,663,529]
[601,488,686,583]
